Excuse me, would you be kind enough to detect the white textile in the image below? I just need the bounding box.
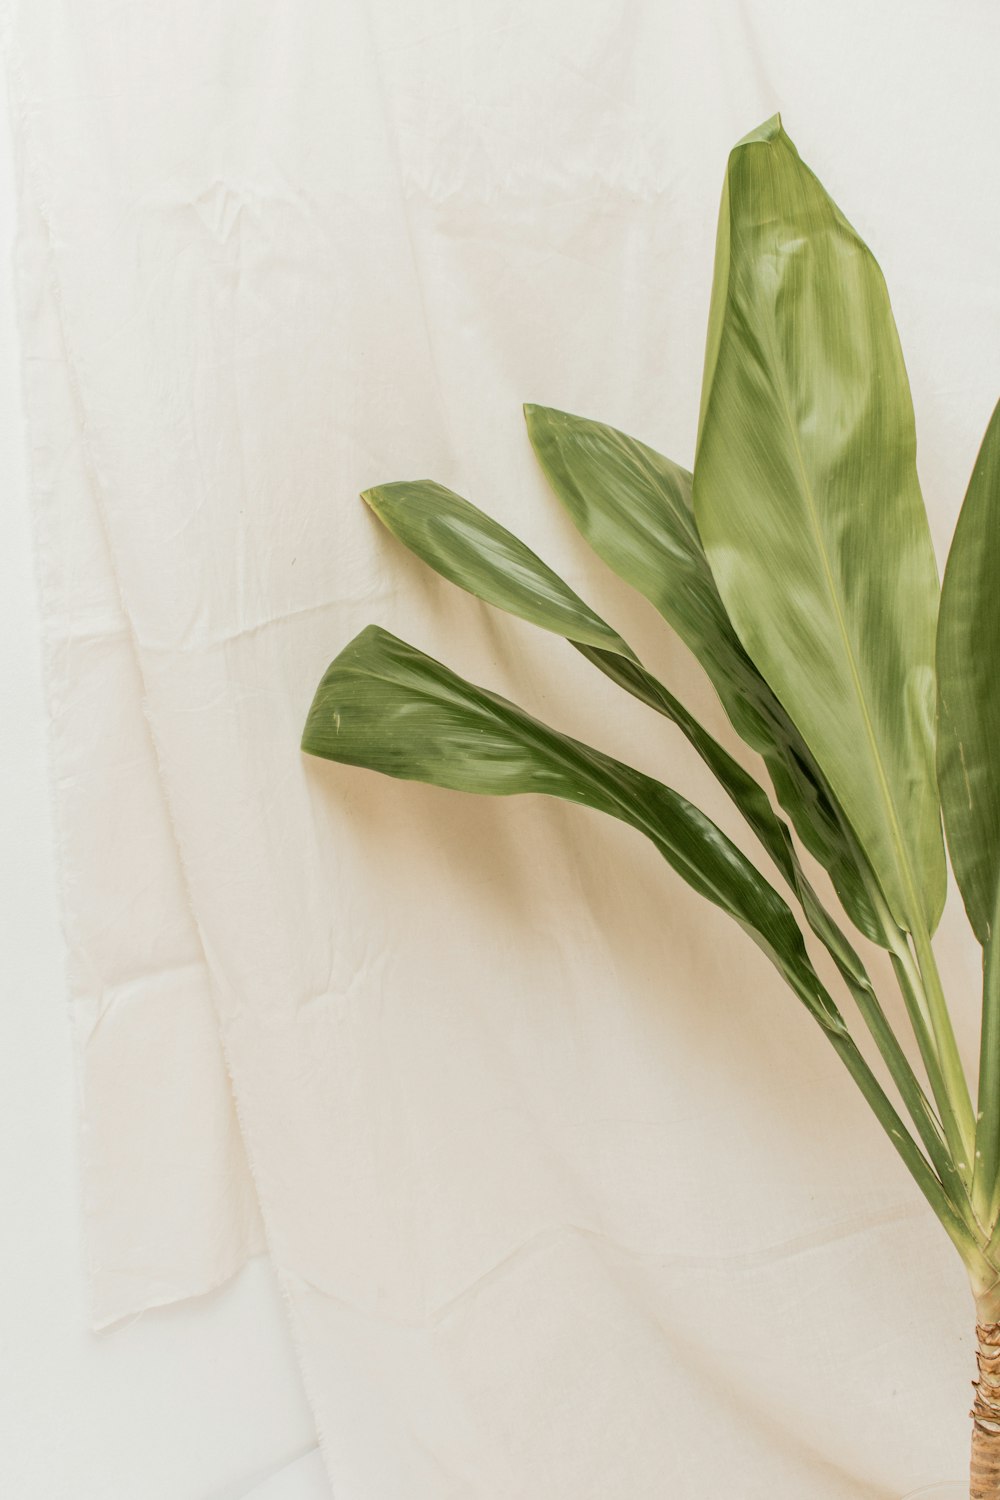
[4,1,1000,1493]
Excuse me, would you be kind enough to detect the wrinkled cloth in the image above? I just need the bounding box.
[6,37,263,1326]
[4,0,1000,1493]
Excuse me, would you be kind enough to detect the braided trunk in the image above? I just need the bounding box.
[972,1320,1000,1498]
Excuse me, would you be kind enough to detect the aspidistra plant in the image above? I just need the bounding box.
[302,116,1000,1494]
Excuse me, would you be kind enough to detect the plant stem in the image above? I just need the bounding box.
[971,1316,1000,1499]
[826,1030,989,1278]
[977,889,1000,1229]
[866,876,977,1190]
[909,917,978,1177]
[846,976,975,1226]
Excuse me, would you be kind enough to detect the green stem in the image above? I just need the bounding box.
[866,878,976,1190]
[890,936,975,1189]
[909,917,977,1179]
[826,1030,991,1281]
[846,976,975,1226]
[596,645,980,1228]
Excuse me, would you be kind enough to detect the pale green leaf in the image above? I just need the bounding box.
[937,401,1000,1212]
[692,114,945,938]
[938,400,1000,948]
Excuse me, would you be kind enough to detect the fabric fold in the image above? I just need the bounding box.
[6,86,262,1326]
[5,0,997,1493]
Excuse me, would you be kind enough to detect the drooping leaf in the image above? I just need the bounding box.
[588,629,957,1197]
[938,400,1000,948]
[363,480,636,662]
[364,477,838,944]
[523,401,880,943]
[523,403,768,739]
[588,643,891,998]
[692,115,945,939]
[937,402,1000,1212]
[302,625,846,1033]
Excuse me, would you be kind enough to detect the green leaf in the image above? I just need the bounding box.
[364,480,787,865]
[303,627,977,1250]
[937,400,1000,1216]
[523,401,880,944]
[365,478,932,1106]
[523,403,766,740]
[938,400,1000,948]
[364,477,834,942]
[692,115,945,940]
[302,625,846,1034]
[363,480,635,661]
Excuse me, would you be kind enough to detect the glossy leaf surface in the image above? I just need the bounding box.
[364,474,848,954]
[524,401,879,942]
[302,626,845,1033]
[692,116,945,936]
[364,480,635,661]
[938,400,1000,947]
[365,478,789,866]
[524,403,767,740]
[937,403,1000,1214]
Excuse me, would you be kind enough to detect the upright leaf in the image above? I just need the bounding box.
[524,402,879,942]
[305,630,982,1244]
[938,400,1000,947]
[937,401,1000,1214]
[302,626,845,1033]
[692,115,945,939]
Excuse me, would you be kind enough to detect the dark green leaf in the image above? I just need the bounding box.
[364,480,635,661]
[938,400,1000,947]
[302,626,846,1034]
[364,475,849,957]
[523,401,880,943]
[937,401,1000,1212]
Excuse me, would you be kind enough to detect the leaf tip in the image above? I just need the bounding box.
[734,113,784,150]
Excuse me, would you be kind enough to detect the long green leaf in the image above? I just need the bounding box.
[365,479,840,940]
[363,477,967,1192]
[302,625,845,1033]
[364,480,636,662]
[826,1029,990,1284]
[523,405,763,732]
[597,640,968,1209]
[691,115,972,1172]
[692,115,945,940]
[938,400,1000,1216]
[365,479,799,883]
[938,401,1000,948]
[689,115,964,1157]
[302,627,982,1247]
[523,401,879,944]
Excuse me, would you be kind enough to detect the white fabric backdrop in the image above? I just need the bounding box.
[0,53,323,1496]
[10,103,263,1329]
[5,2,1000,1494]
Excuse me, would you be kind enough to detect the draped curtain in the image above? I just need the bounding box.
[5,2,999,1492]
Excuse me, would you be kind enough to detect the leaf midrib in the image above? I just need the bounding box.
[746,221,921,932]
[337,653,774,924]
